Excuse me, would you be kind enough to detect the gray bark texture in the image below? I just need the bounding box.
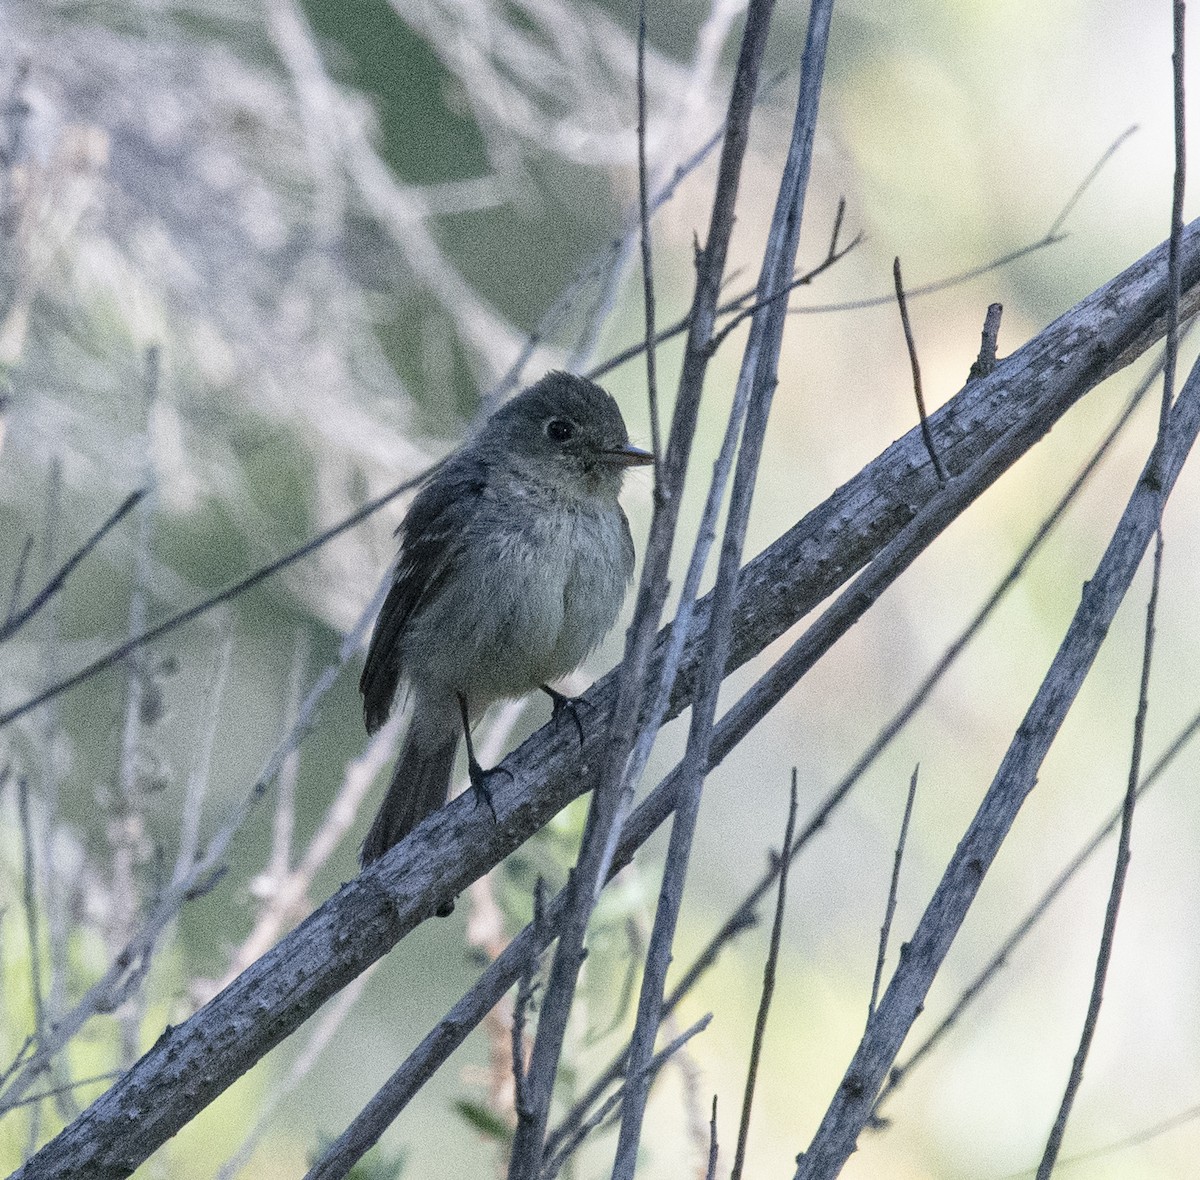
[13,219,1200,1180]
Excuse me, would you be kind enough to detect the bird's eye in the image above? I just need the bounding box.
[546,418,575,442]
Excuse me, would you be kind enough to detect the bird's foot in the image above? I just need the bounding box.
[542,685,588,747]
[458,691,512,825]
[467,752,512,824]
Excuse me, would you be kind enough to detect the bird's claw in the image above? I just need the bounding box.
[468,758,512,824]
[542,685,588,747]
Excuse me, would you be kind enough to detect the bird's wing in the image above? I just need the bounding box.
[360,458,488,733]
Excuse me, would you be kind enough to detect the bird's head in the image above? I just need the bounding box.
[483,372,653,499]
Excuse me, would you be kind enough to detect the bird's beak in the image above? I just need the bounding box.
[601,444,655,468]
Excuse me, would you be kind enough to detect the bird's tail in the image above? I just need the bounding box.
[360,699,460,866]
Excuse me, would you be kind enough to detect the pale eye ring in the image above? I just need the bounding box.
[546,418,575,442]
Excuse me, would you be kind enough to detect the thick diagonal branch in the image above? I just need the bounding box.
[13,220,1200,1180]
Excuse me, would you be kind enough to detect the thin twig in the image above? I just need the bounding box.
[1037,18,1183,1174]
[537,1015,713,1180]
[543,895,755,1166]
[512,881,544,1121]
[1045,1097,1200,1172]
[1046,125,1139,239]
[868,766,919,1020]
[875,695,1200,1121]
[0,1031,36,1099]
[968,303,1004,381]
[0,595,382,1115]
[16,220,1200,1180]
[635,0,662,472]
[893,257,947,483]
[731,772,800,1180]
[612,8,834,1172]
[172,631,235,885]
[1158,6,1187,442]
[793,236,1068,316]
[4,534,34,631]
[704,212,862,357]
[0,471,427,732]
[17,779,46,1079]
[0,490,147,645]
[588,216,860,382]
[597,205,858,875]
[1035,529,1164,1179]
[798,126,1136,317]
[794,356,1200,1178]
[705,1095,719,1180]
[0,1072,123,1113]
[506,0,780,1172]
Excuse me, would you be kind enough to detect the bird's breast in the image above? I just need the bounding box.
[406,496,632,705]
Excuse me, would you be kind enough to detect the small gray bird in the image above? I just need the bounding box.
[359,371,653,866]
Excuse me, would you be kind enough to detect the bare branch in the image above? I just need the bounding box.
[635,0,662,471]
[1158,1,1188,441]
[614,8,833,1171]
[599,208,858,869]
[13,219,1200,1180]
[3,534,34,631]
[0,472,426,733]
[705,1095,719,1180]
[793,352,1200,1178]
[634,338,1171,1141]
[1037,14,1184,1174]
[875,695,1200,1120]
[1046,1098,1200,1172]
[793,236,1069,316]
[893,257,947,482]
[798,124,1137,318]
[1036,528,1164,1178]
[1046,125,1139,239]
[508,0,782,1170]
[537,1015,713,1180]
[702,210,862,359]
[968,302,1004,381]
[0,1073,123,1114]
[17,779,47,1083]
[868,766,919,1021]
[0,490,146,645]
[731,772,800,1180]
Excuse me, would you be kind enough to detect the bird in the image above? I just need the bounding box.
[358,371,653,866]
